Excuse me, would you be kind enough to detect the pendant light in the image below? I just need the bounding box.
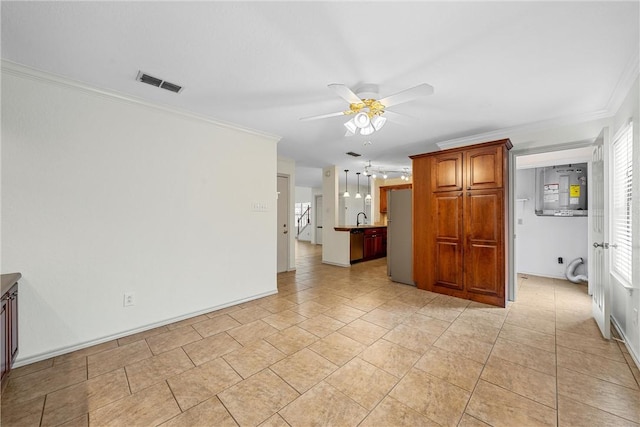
[365,174,372,200]
[343,170,350,198]
[355,172,362,199]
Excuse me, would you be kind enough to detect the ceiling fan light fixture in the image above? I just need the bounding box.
[360,123,375,136]
[344,118,357,134]
[371,115,387,131]
[353,112,371,129]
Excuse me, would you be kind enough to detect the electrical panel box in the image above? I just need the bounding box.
[535,163,588,216]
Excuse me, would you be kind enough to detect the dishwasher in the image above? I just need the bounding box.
[350,229,364,263]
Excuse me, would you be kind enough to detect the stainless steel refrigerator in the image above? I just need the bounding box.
[387,188,414,285]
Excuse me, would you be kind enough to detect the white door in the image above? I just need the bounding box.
[315,195,323,245]
[277,175,289,273]
[590,128,611,339]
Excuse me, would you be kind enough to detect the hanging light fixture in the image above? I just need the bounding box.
[343,170,350,198]
[355,172,362,199]
[365,174,372,200]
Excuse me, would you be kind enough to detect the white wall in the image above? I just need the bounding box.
[515,169,589,279]
[610,76,640,364]
[322,166,349,267]
[1,64,280,364]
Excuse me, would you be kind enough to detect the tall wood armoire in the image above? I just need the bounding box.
[411,139,512,307]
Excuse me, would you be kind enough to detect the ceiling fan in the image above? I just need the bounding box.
[300,83,434,136]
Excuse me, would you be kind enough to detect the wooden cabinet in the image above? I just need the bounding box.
[411,140,511,307]
[363,228,387,260]
[1,274,20,389]
[380,184,412,213]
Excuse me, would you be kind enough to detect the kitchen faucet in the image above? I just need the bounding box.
[356,211,368,226]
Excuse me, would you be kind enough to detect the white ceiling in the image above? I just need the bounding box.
[2,1,638,188]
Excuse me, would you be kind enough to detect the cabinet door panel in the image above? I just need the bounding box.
[466,192,500,241]
[466,145,503,190]
[434,193,463,289]
[435,242,463,289]
[1,299,7,381]
[432,153,463,192]
[465,244,500,295]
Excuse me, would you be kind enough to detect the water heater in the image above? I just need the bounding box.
[534,163,588,216]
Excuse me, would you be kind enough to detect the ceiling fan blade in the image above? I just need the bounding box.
[384,110,418,126]
[299,111,346,121]
[378,83,434,108]
[328,84,362,104]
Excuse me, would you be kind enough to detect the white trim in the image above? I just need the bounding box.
[13,289,277,367]
[605,51,640,114]
[322,260,351,268]
[1,60,282,142]
[612,317,640,371]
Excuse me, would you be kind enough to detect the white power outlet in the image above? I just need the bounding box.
[123,292,135,307]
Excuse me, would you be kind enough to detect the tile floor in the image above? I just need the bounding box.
[2,241,640,426]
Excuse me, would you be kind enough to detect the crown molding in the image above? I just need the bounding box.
[436,109,612,151]
[1,60,282,142]
[605,50,640,113]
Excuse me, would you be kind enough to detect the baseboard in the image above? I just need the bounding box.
[322,260,351,268]
[611,317,640,371]
[13,289,278,368]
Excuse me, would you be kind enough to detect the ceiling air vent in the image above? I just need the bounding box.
[136,71,183,93]
[346,151,362,157]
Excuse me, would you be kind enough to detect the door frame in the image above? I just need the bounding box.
[314,194,323,245]
[508,140,595,302]
[277,174,291,273]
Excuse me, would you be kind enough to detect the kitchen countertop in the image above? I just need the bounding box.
[1,272,21,296]
[334,225,387,231]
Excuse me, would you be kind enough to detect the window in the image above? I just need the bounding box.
[611,121,633,286]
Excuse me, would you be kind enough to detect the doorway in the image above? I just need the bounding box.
[277,175,289,273]
[315,195,323,245]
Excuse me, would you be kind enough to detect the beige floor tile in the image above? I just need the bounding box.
[457,309,506,329]
[416,305,462,322]
[490,337,557,376]
[289,300,330,317]
[622,352,640,388]
[458,413,492,427]
[433,330,493,364]
[499,323,555,353]
[117,325,169,346]
[481,354,557,409]
[555,309,602,337]
[298,314,346,338]
[344,295,387,312]
[7,358,53,379]
[41,369,130,426]
[509,303,556,320]
[359,339,421,378]
[557,366,640,423]
[402,312,451,332]
[383,323,439,354]
[166,314,209,331]
[125,348,194,393]
[312,293,351,308]
[271,348,338,393]
[359,396,439,427]
[389,368,470,427]
[262,310,308,330]
[338,319,388,345]
[206,305,242,318]
[191,314,242,337]
[264,325,319,355]
[279,381,368,427]
[0,395,45,426]
[309,332,366,366]
[160,396,238,427]
[53,341,118,366]
[227,319,279,345]
[89,382,180,426]
[376,299,418,316]
[182,332,242,366]
[145,326,202,355]
[229,306,274,324]
[360,307,409,329]
[556,329,626,362]
[257,297,299,314]
[447,318,500,344]
[557,395,639,427]
[557,345,638,389]
[322,304,366,323]
[223,340,286,379]
[258,413,289,427]
[414,347,483,392]
[58,414,88,427]
[167,357,241,411]
[466,380,557,427]
[218,369,299,426]
[431,294,471,311]
[3,359,87,404]
[325,358,397,410]
[505,310,556,335]
[88,340,152,378]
